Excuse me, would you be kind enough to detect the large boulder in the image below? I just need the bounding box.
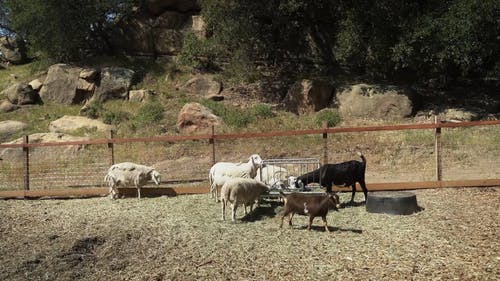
[91,67,135,102]
[129,89,154,102]
[336,84,413,119]
[0,120,27,140]
[0,100,18,113]
[109,10,192,56]
[177,102,222,134]
[39,64,99,105]
[28,79,43,91]
[0,133,88,162]
[0,36,27,64]
[39,64,83,104]
[1,82,40,105]
[48,115,113,133]
[180,75,222,98]
[283,80,335,115]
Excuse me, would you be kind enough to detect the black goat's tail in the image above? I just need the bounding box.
[356,151,366,164]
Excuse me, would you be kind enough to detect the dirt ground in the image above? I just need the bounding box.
[0,187,498,281]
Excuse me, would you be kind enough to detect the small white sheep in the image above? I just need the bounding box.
[104,162,161,199]
[256,164,290,189]
[208,154,263,202]
[220,178,269,222]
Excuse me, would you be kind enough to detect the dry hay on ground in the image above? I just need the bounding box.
[0,187,498,280]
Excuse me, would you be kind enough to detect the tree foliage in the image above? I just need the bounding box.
[5,0,138,61]
[195,0,500,85]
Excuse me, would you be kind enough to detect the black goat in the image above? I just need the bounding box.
[291,154,367,204]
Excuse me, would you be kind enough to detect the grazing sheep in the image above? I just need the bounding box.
[209,154,263,202]
[289,153,367,204]
[256,164,290,189]
[220,178,269,222]
[280,191,340,232]
[104,162,161,199]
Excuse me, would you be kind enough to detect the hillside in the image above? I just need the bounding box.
[0,58,499,143]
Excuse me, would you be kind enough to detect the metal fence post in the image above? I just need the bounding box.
[23,135,29,192]
[434,116,442,181]
[210,125,216,166]
[322,121,328,165]
[108,130,114,166]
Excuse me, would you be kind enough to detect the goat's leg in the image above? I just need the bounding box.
[289,212,295,228]
[307,216,314,231]
[322,215,330,232]
[359,180,368,203]
[349,184,356,204]
[137,187,142,199]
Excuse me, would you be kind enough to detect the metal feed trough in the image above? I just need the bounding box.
[258,158,323,199]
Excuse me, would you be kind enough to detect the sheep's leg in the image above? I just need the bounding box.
[221,199,226,221]
[214,185,219,203]
[243,204,248,215]
[108,186,114,199]
[231,203,237,222]
[137,187,142,199]
[322,215,330,232]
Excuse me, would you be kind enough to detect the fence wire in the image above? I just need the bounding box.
[0,123,498,192]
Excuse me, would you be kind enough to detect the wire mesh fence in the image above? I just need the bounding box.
[0,120,498,194]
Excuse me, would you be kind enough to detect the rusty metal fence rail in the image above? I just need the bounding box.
[0,119,499,198]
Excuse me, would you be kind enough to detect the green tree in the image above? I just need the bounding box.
[6,0,137,61]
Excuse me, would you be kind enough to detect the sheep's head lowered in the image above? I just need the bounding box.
[149,169,161,185]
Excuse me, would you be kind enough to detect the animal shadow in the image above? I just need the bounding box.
[240,200,282,222]
[339,201,366,209]
[299,225,363,234]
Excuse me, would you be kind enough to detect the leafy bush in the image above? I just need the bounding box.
[102,111,131,125]
[250,103,275,119]
[133,100,165,125]
[315,109,341,127]
[81,100,105,119]
[201,100,252,128]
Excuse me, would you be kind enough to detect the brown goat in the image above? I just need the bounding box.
[279,192,340,232]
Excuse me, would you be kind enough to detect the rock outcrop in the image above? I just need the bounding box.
[283,79,335,115]
[177,102,222,134]
[336,84,413,120]
[0,133,88,162]
[0,36,27,64]
[0,120,27,140]
[1,82,40,105]
[48,115,113,133]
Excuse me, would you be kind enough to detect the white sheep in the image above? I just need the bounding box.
[220,178,270,222]
[256,164,290,189]
[208,154,263,202]
[104,162,161,199]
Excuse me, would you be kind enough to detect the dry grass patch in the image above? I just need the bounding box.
[1,187,498,280]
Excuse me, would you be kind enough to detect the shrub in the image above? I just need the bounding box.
[134,100,165,125]
[102,111,131,125]
[81,100,105,119]
[201,100,253,128]
[315,109,342,127]
[250,103,275,119]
